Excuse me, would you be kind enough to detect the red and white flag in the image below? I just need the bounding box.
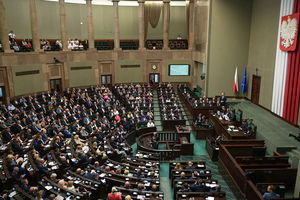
[233,67,238,93]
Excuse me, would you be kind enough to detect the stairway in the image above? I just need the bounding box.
[153,90,163,131]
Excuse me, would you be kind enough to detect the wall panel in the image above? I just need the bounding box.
[207,0,252,97]
[12,65,44,96]
[247,0,281,109]
[69,62,96,87]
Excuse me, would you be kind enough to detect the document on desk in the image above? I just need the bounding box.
[8,191,17,197]
[137,195,146,199]
[45,186,53,190]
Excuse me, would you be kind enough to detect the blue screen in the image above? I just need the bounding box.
[169,64,190,76]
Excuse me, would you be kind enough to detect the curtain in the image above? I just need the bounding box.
[144,1,163,39]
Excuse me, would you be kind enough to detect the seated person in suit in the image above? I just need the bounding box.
[228,110,236,121]
[179,183,191,192]
[191,180,207,192]
[20,178,38,193]
[185,161,196,169]
[263,185,280,200]
[239,120,249,132]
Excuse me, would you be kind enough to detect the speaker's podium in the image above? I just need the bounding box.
[175,125,194,155]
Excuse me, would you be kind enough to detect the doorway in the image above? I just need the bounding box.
[0,86,6,103]
[149,73,160,85]
[251,75,261,104]
[50,79,62,93]
[101,75,112,87]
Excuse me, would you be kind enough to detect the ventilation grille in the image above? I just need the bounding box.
[15,70,40,76]
[71,66,92,70]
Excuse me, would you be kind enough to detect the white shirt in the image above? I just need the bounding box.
[7,105,15,111]
[147,121,155,127]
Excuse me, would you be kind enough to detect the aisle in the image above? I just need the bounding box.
[153,90,163,131]
[178,91,245,200]
[153,89,174,199]
[160,163,173,200]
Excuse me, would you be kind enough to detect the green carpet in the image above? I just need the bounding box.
[158,143,166,150]
[159,163,174,200]
[160,177,173,200]
[228,99,300,168]
[131,143,137,154]
[190,132,208,156]
[160,163,169,177]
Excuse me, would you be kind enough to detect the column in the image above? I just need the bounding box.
[138,0,146,50]
[113,0,121,50]
[0,0,12,53]
[86,0,95,50]
[163,0,170,50]
[29,0,42,52]
[59,0,68,51]
[188,0,195,50]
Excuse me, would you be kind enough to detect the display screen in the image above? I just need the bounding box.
[0,88,3,97]
[168,64,190,76]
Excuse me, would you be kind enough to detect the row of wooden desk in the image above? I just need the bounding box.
[177,87,221,118]
[178,87,251,141]
[177,87,300,200]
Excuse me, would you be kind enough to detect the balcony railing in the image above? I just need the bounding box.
[2,38,189,52]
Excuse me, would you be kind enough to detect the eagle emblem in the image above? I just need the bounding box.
[280,13,299,51]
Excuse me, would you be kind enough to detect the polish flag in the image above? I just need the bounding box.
[233,67,238,93]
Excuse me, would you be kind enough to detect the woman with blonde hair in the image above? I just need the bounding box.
[107,187,122,200]
[174,163,183,171]
[125,195,132,200]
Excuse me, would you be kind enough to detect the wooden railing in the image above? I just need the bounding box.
[137,132,181,161]
[219,145,248,196]
[158,131,178,142]
[219,144,298,200]
[126,127,157,146]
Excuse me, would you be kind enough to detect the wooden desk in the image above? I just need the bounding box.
[209,113,254,139]
[205,137,219,162]
[194,126,215,139]
[175,125,190,142]
[162,120,186,131]
[176,192,226,200]
[178,137,194,155]
[225,125,249,139]
[177,87,221,117]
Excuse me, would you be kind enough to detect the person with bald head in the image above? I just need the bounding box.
[124,181,131,189]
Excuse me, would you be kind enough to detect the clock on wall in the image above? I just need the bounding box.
[152,65,157,70]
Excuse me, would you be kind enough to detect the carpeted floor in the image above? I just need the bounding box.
[228,98,300,168]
